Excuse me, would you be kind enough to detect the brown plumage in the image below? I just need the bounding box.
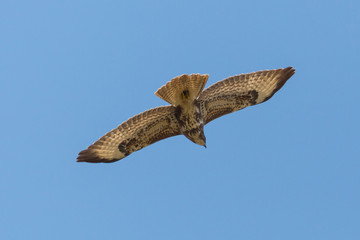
[77,67,295,163]
[155,74,209,106]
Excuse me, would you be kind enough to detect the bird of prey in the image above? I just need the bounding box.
[77,67,295,163]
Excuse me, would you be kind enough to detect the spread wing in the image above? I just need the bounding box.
[77,106,181,163]
[198,67,295,124]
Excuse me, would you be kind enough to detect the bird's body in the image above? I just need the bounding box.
[155,74,209,146]
[77,67,295,163]
[174,101,206,146]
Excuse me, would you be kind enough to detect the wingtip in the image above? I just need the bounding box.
[285,66,296,80]
[76,149,120,163]
[262,66,295,102]
[284,66,296,75]
[76,157,90,163]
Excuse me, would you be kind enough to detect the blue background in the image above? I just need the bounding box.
[1,0,359,239]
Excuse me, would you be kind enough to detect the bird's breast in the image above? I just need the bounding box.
[174,102,204,132]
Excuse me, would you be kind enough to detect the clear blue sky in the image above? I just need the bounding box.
[1,0,359,239]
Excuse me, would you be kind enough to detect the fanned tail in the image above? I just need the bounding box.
[155,74,209,106]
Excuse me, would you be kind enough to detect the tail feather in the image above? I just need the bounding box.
[155,74,209,106]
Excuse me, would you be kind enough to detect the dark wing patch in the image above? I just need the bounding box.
[77,106,181,163]
[198,67,295,124]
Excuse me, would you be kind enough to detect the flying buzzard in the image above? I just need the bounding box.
[77,67,295,163]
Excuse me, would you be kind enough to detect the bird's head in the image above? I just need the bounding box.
[185,128,207,148]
